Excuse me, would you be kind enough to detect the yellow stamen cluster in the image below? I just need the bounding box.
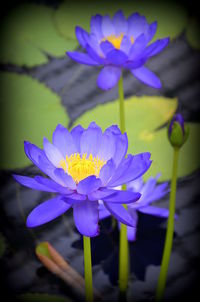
[102,33,134,49]
[59,153,106,184]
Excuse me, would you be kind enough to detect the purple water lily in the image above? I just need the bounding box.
[13,123,152,237]
[99,174,173,241]
[67,10,169,90]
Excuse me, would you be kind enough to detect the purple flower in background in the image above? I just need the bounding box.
[99,174,173,241]
[13,123,152,237]
[67,10,169,90]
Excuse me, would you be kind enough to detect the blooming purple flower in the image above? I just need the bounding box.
[99,174,173,241]
[67,10,169,90]
[13,122,152,237]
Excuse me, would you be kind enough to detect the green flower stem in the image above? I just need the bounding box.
[118,75,125,134]
[83,236,93,302]
[155,147,180,301]
[118,75,129,294]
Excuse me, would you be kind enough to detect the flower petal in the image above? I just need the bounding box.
[138,206,172,218]
[131,66,162,89]
[26,196,71,228]
[52,124,77,157]
[113,10,128,35]
[97,66,121,90]
[102,189,141,203]
[105,49,128,66]
[97,131,116,161]
[53,168,76,190]
[100,40,114,56]
[73,200,99,237]
[80,122,102,156]
[99,202,111,220]
[103,202,135,227]
[67,51,99,66]
[13,174,56,192]
[90,14,103,40]
[101,15,115,37]
[43,138,64,167]
[127,225,137,241]
[147,37,170,57]
[129,34,147,60]
[75,26,90,48]
[128,13,148,40]
[145,21,157,43]
[24,141,55,178]
[34,176,72,195]
[70,125,84,153]
[99,159,116,186]
[77,176,102,195]
[120,36,132,54]
[112,132,128,167]
[85,43,105,64]
[108,153,152,187]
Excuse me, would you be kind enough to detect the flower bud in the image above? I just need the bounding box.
[168,114,189,148]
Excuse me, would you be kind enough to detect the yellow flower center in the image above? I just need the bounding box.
[102,33,134,49]
[59,153,106,184]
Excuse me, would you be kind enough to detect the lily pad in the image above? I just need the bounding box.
[18,293,71,302]
[54,0,188,41]
[0,72,69,170]
[186,18,200,50]
[73,96,200,181]
[0,4,77,67]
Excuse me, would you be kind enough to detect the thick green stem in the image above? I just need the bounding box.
[83,236,93,302]
[118,75,129,294]
[155,147,179,301]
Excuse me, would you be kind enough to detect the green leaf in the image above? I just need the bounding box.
[186,18,200,50]
[73,96,200,180]
[18,293,71,302]
[0,233,6,258]
[0,72,69,170]
[0,4,77,67]
[54,0,188,41]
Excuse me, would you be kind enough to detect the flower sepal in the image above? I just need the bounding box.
[168,114,189,148]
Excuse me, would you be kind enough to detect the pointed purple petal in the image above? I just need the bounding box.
[70,125,84,153]
[52,124,77,157]
[97,66,121,90]
[120,36,132,54]
[147,37,170,57]
[26,196,71,228]
[131,66,162,89]
[101,15,115,37]
[80,123,102,156]
[67,51,99,66]
[97,131,116,161]
[103,202,135,227]
[73,200,99,237]
[99,159,116,186]
[77,176,102,195]
[13,174,56,192]
[34,176,72,195]
[43,138,64,167]
[53,168,76,190]
[90,14,103,39]
[102,189,141,203]
[113,10,128,35]
[108,152,152,187]
[138,206,172,218]
[24,141,55,178]
[75,26,90,48]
